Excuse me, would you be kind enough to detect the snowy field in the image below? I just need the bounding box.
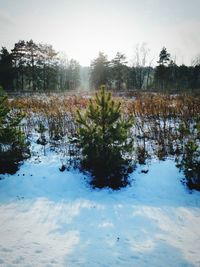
[0,151,200,267]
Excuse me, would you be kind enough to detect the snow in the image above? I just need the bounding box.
[0,151,200,266]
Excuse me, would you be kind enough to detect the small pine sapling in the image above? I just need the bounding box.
[76,85,134,189]
[0,86,30,174]
[36,122,48,156]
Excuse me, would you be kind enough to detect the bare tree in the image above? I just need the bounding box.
[132,43,153,90]
[192,54,200,66]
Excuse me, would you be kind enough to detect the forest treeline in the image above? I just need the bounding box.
[0,40,200,92]
[0,40,80,92]
[90,47,200,92]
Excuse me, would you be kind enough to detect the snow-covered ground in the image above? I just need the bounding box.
[0,151,200,267]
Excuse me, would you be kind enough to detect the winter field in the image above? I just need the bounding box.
[0,92,200,266]
[0,147,200,266]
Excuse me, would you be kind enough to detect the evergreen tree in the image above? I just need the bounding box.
[66,59,80,90]
[157,47,170,65]
[11,40,27,91]
[0,87,29,173]
[90,52,111,89]
[0,47,14,91]
[178,139,200,190]
[38,43,58,91]
[154,47,171,90]
[76,85,134,189]
[26,40,40,91]
[111,52,128,90]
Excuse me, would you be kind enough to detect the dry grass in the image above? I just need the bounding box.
[10,92,200,118]
[8,91,200,163]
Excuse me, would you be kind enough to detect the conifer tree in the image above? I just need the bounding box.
[76,85,134,189]
[111,52,128,90]
[157,47,170,66]
[90,52,111,89]
[154,47,171,90]
[0,87,29,174]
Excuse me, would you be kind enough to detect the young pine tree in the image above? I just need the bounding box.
[0,87,29,174]
[181,140,200,190]
[76,85,134,189]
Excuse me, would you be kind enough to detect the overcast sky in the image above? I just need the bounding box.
[0,0,200,66]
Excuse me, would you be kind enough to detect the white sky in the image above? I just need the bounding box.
[0,0,200,66]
